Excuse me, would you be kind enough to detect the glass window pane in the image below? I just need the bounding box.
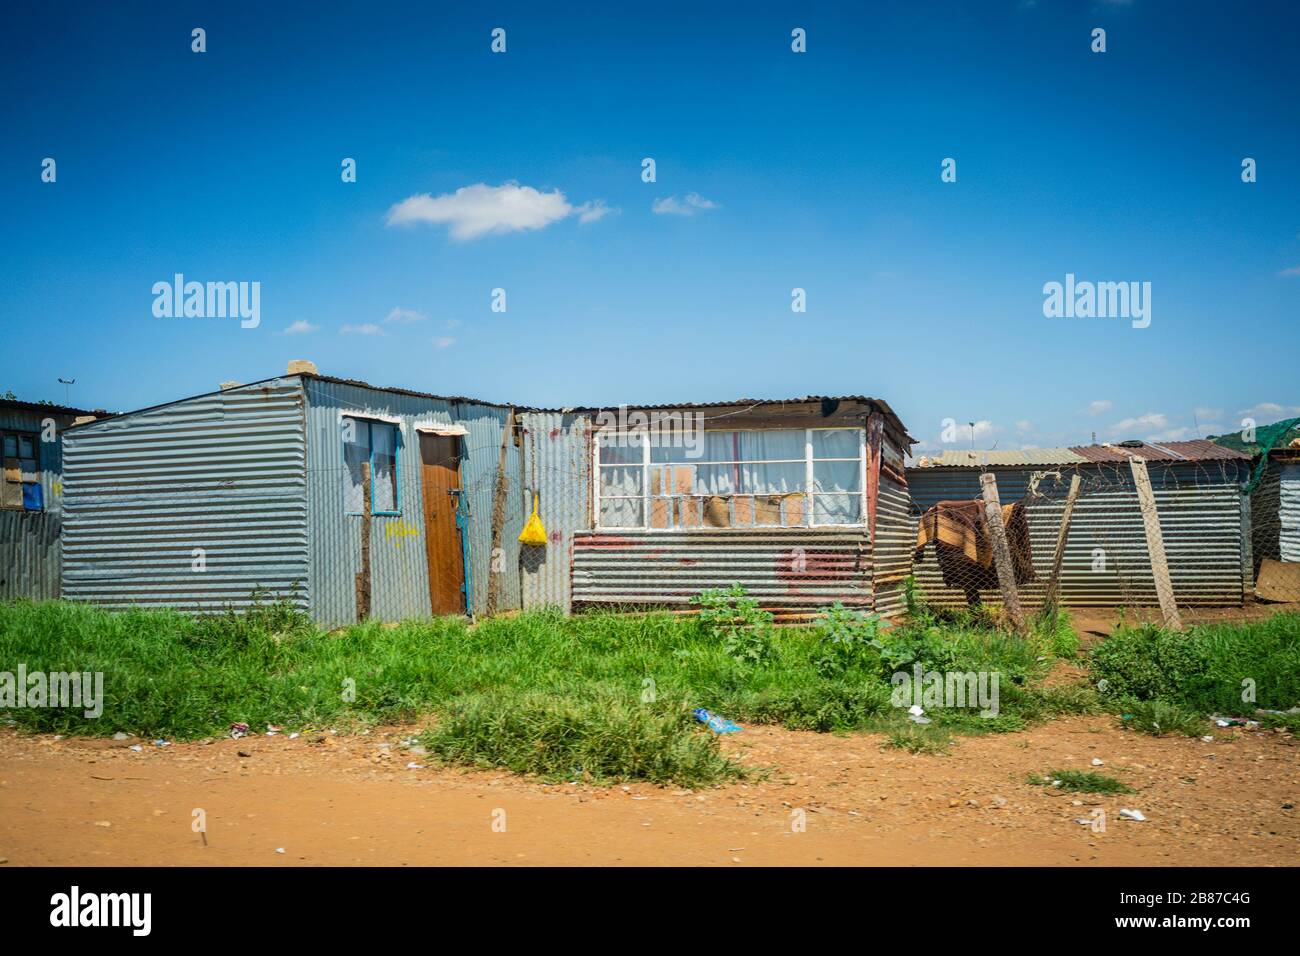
[813,459,861,493]
[814,493,862,525]
[599,497,644,528]
[372,425,397,513]
[737,429,805,462]
[343,423,371,513]
[598,432,644,464]
[18,436,35,458]
[739,461,804,494]
[599,465,644,496]
[811,429,859,459]
[3,436,15,457]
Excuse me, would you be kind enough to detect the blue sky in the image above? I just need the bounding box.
[2,0,1297,453]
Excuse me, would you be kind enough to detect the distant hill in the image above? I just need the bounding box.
[1207,422,1300,457]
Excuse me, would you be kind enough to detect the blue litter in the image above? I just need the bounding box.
[693,708,741,734]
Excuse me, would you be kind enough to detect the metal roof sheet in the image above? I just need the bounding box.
[1068,439,1250,463]
[909,439,1250,469]
[910,448,1088,468]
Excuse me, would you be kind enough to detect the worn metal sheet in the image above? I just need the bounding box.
[61,380,310,612]
[911,448,1088,468]
[302,377,523,626]
[907,462,1249,608]
[1068,440,1249,464]
[0,404,80,601]
[518,411,592,613]
[872,473,913,619]
[572,529,872,612]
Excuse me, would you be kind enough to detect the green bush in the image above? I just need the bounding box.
[1090,614,1300,715]
[694,584,776,665]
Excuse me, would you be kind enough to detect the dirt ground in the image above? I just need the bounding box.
[1,714,1295,867]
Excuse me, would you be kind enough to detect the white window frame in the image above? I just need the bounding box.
[592,426,867,531]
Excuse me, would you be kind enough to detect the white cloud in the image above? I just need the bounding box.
[575,199,616,224]
[443,319,461,330]
[385,307,426,324]
[386,182,610,240]
[1086,400,1112,416]
[651,192,719,216]
[433,336,456,349]
[1278,265,1300,277]
[1015,420,1033,432]
[1110,412,1168,435]
[340,323,384,336]
[281,320,318,335]
[1237,402,1300,423]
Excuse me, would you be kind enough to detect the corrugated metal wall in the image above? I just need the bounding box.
[61,380,310,611]
[0,407,77,601]
[1281,461,1300,563]
[907,462,1250,608]
[572,529,872,616]
[1251,460,1282,567]
[518,411,592,612]
[873,472,912,619]
[302,378,523,626]
[1255,459,1300,565]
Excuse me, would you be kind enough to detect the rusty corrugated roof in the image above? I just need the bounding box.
[1068,439,1250,463]
[910,448,1088,468]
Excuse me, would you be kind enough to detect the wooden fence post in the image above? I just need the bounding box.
[979,472,1025,632]
[356,460,372,621]
[1044,473,1082,611]
[485,407,516,617]
[1128,457,1182,631]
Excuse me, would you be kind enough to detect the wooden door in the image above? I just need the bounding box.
[419,433,466,615]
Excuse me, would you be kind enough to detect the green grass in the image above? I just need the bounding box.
[0,594,1216,785]
[1116,699,1206,737]
[1089,613,1300,722]
[1027,769,1133,794]
[419,692,747,786]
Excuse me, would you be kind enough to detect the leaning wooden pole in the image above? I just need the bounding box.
[485,407,516,617]
[1128,456,1183,631]
[979,472,1026,632]
[1044,473,1082,612]
[356,460,372,621]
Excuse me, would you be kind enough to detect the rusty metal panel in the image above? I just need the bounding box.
[60,380,310,612]
[1068,440,1249,464]
[518,411,592,613]
[872,472,914,619]
[907,462,1249,608]
[572,529,871,612]
[302,378,523,625]
[0,404,81,601]
[912,448,1088,468]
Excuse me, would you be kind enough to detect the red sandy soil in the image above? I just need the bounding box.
[1,715,1295,867]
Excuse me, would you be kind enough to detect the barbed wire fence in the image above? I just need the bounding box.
[909,453,1300,631]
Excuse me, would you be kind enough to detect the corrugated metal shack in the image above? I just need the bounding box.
[519,396,915,620]
[1,398,103,601]
[908,440,1253,609]
[1251,447,1300,567]
[62,368,524,625]
[62,375,916,623]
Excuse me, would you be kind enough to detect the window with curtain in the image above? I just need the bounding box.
[596,427,864,530]
[343,419,400,515]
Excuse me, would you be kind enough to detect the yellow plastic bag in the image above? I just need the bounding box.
[518,492,547,546]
